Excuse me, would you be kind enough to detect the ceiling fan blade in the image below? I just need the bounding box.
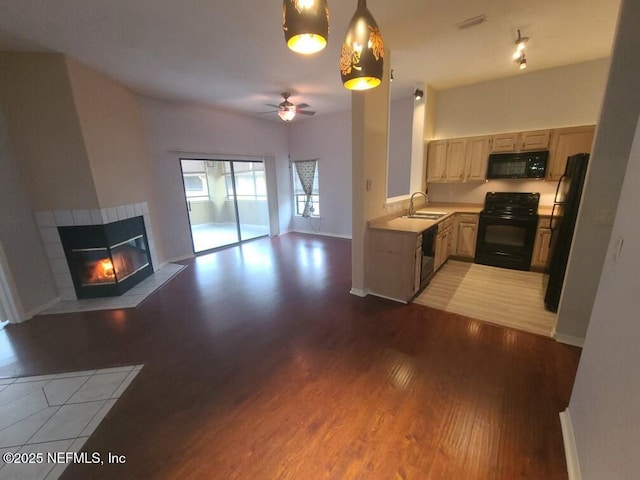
[296,103,310,109]
[256,110,279,114]
[297,110,316,116]
[265,104,281,109]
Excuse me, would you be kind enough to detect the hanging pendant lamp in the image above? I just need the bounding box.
[283,0,329,55]
[340,0,384,91]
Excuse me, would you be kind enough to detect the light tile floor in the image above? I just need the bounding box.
[0,365,143,480]
[41,263,186,315]
[191,222,269,253]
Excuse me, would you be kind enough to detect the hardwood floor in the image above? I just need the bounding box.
[0,233,581,479]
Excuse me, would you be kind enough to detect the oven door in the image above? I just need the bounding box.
[475,214,538,271]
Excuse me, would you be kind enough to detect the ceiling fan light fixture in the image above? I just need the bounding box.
[278,106,297,121]
[340,0,384,91]
[283,0,329,55]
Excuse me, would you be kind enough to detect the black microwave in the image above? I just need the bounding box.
[486,151,548,179]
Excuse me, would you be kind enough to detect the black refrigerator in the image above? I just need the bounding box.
[544,153,590,312]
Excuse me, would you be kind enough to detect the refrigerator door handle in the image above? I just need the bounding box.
[554,173,566,204]
[550,203,558,234]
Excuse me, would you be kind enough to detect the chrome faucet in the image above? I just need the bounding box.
[408,191,428,216]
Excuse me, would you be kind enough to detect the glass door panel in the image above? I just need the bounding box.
[232,161,270,242]
[181,159,270,253]
[181,159,239,252]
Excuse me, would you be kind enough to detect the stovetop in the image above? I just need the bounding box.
[482,192,540,218]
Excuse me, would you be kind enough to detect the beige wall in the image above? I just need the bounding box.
[0,52,98,210]
[433,58,610,139]
[65,57,157,208]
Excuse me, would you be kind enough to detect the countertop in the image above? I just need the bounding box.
[369,202,554,233]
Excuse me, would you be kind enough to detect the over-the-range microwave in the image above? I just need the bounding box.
[486,150,549,179]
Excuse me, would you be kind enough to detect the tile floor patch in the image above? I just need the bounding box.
[0,365,143,480]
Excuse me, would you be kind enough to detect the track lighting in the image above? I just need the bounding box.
[413,89,424,101]
[283,0,329,55]
[512,29,530,70]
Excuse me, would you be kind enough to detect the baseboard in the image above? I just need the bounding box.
[165,254,195,264]
[367,291,408,304]
[289,229,352,240]
[559,409,582,480]
[349,287,368,297]
[24,296,61,322]
[554,332,585,348]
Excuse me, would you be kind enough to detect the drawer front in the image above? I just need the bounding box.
[457,213,479,224]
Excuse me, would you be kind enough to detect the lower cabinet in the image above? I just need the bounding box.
[434,215,454,271]
[367,229,422,302]
[531,217,552,270]
[453,213,479,259]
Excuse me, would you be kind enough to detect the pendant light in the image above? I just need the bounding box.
[340,0,385,91]
[283,0,329,55]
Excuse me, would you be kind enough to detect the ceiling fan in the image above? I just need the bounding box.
[259,92,316,122]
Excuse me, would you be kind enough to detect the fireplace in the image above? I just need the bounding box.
[58,216,153,299]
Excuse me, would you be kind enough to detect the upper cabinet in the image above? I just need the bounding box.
[426,138,467,183]
[465,136,490,182]
[490,129,550,153]
[426,125,594,185]
[547,125,596,181]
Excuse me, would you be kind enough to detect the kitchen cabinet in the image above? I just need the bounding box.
[453,213,479,259]
[547,125,596,181]
[465,136,490,182]
[520,129,551,151]
[367,229,423,302]
[426,138,467,183]
[490,130,550,153]
[490,133,519,152]
[531,217,552,270]
[434,215,454,271]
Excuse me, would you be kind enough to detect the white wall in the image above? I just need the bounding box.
[0,107,58,318]
[434,58,610,139]
[567,111,640,480]
[138,97,290,261]
[288,110,352,237]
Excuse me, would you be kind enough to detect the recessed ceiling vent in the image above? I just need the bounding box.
[456,15,487,30]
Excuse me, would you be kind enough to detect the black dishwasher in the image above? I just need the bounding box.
[421,225,438,289]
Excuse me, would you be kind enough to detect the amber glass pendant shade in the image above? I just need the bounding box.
[340,0,384,90]
[283,0,329,55]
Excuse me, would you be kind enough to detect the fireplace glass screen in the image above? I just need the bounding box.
[70,235,149,287]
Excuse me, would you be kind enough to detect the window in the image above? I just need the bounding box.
[183,173,209,201]
[292,160,320,217]
[224,162,266,200]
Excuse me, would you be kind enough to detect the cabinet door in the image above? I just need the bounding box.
[465,136,490,182]
[426,140,447,183]
[456,222,478,258]
[521,130,551,150]
[547,126,596,181]
[490,133,518,152]
[531,228,552,268]
[445,138,467,182]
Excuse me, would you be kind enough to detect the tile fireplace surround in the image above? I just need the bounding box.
[34,202,159,302]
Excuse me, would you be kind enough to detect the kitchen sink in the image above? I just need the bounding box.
[404,211,448,220]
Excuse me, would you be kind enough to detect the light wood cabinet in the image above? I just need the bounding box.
[453,213,479,259]
[547,125,596,181]
[520,129,551,151]
[465,136,490,182]
[445,138,467,182]
[531,217,552,270]
[490,133,519,152]
[426,138,467,183]
[426,140,447,183]
[367,229,423,302]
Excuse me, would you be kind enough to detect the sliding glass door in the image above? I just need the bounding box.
[180,159,269,253]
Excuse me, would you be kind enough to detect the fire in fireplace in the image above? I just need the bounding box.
[59,217,153,299]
